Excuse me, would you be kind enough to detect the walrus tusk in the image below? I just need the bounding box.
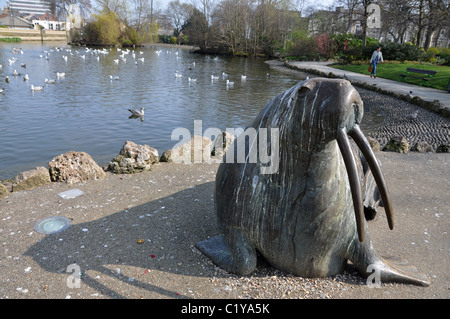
[348,125,394,230]
[337,128,365,242]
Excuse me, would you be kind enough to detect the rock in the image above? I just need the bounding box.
[159,149,173,163]
[108,141,159,174]
[412,141,433,153]
[436,144,450,153]
[382,136,410,153]
[366,137,380,152]
[160,136,212,163]
[48,151,106,183]
[12,166,51,192]
[0,183,9,199]
[211,131,236,160]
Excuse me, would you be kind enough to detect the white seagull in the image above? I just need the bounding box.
[30,84,44,91]
[128,107,145,117]
[110,75,120,80]
[226,79,234,88]
[45,78,55,84]
[23,74,29,81]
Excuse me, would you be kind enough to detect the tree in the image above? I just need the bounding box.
[129,0,151,32]
[50,0,92,20]
[336,0,377,45]
[191,0,216,25]
[95,0,128,16]
[213,0,250,55]
[421,0,449,49]
[182,8,210,49]
[165,0,195,36]
[379,0,415,44]
[84,10,121,44]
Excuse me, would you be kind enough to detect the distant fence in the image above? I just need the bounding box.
[0,28,67,41]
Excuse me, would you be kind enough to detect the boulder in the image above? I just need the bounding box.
[160,136,212,163]
[48,151,106,183]
[382,136,410,153]
[0,183,9,199]
[12,166,51,192]
[211,131,236,160]
[108,141,159,174]
[412,141,433,153]
[159,149,174,163]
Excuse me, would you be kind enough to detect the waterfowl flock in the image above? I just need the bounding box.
[0,45,273,122]
[1,46,256,95]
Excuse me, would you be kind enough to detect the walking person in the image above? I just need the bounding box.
[370,46,383,78]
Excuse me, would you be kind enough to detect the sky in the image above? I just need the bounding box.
[0,0,336,15]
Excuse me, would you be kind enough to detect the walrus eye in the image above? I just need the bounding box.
[337,125,394,242]
[297,86,310,98]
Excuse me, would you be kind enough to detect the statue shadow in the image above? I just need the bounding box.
[24,182,219,299]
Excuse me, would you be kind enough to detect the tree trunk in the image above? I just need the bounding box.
[416,0,424,46]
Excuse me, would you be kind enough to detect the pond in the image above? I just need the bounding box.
[0,42,383,180]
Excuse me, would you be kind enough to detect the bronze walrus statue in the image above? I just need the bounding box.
[197,78,429,286]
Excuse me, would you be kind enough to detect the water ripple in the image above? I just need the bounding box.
[0,43,381,179]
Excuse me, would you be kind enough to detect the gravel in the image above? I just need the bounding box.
[0,61,448,301]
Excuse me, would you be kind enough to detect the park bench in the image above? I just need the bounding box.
[399,68,437,87]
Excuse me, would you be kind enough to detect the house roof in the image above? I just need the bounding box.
[0,15,33,27]
[35,12,58,21]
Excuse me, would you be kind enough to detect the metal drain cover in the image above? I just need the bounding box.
[34,216,71,234]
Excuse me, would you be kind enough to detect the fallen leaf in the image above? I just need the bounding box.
[137,239,145,244]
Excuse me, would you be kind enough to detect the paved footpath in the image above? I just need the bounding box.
[287,61,450,112]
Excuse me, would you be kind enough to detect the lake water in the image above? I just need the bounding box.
[0,42,383,180]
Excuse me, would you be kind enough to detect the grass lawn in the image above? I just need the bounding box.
[331,62,450,91]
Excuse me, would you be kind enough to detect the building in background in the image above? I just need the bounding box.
[32,12,65,30]
[0,12,33,28]
[7,0,51,16]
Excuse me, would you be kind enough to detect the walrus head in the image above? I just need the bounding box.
[294,78,394,242]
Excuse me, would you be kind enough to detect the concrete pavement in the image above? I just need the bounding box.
[286,61,450,115]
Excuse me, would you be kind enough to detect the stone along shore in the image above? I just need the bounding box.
[0,87,448,299]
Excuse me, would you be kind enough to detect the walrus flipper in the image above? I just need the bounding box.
[196,232,257,275]
[377,256,430,286]
[349,239,430,287]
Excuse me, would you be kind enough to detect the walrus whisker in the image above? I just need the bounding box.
[337,128,365,242]
[348,125,394,230]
